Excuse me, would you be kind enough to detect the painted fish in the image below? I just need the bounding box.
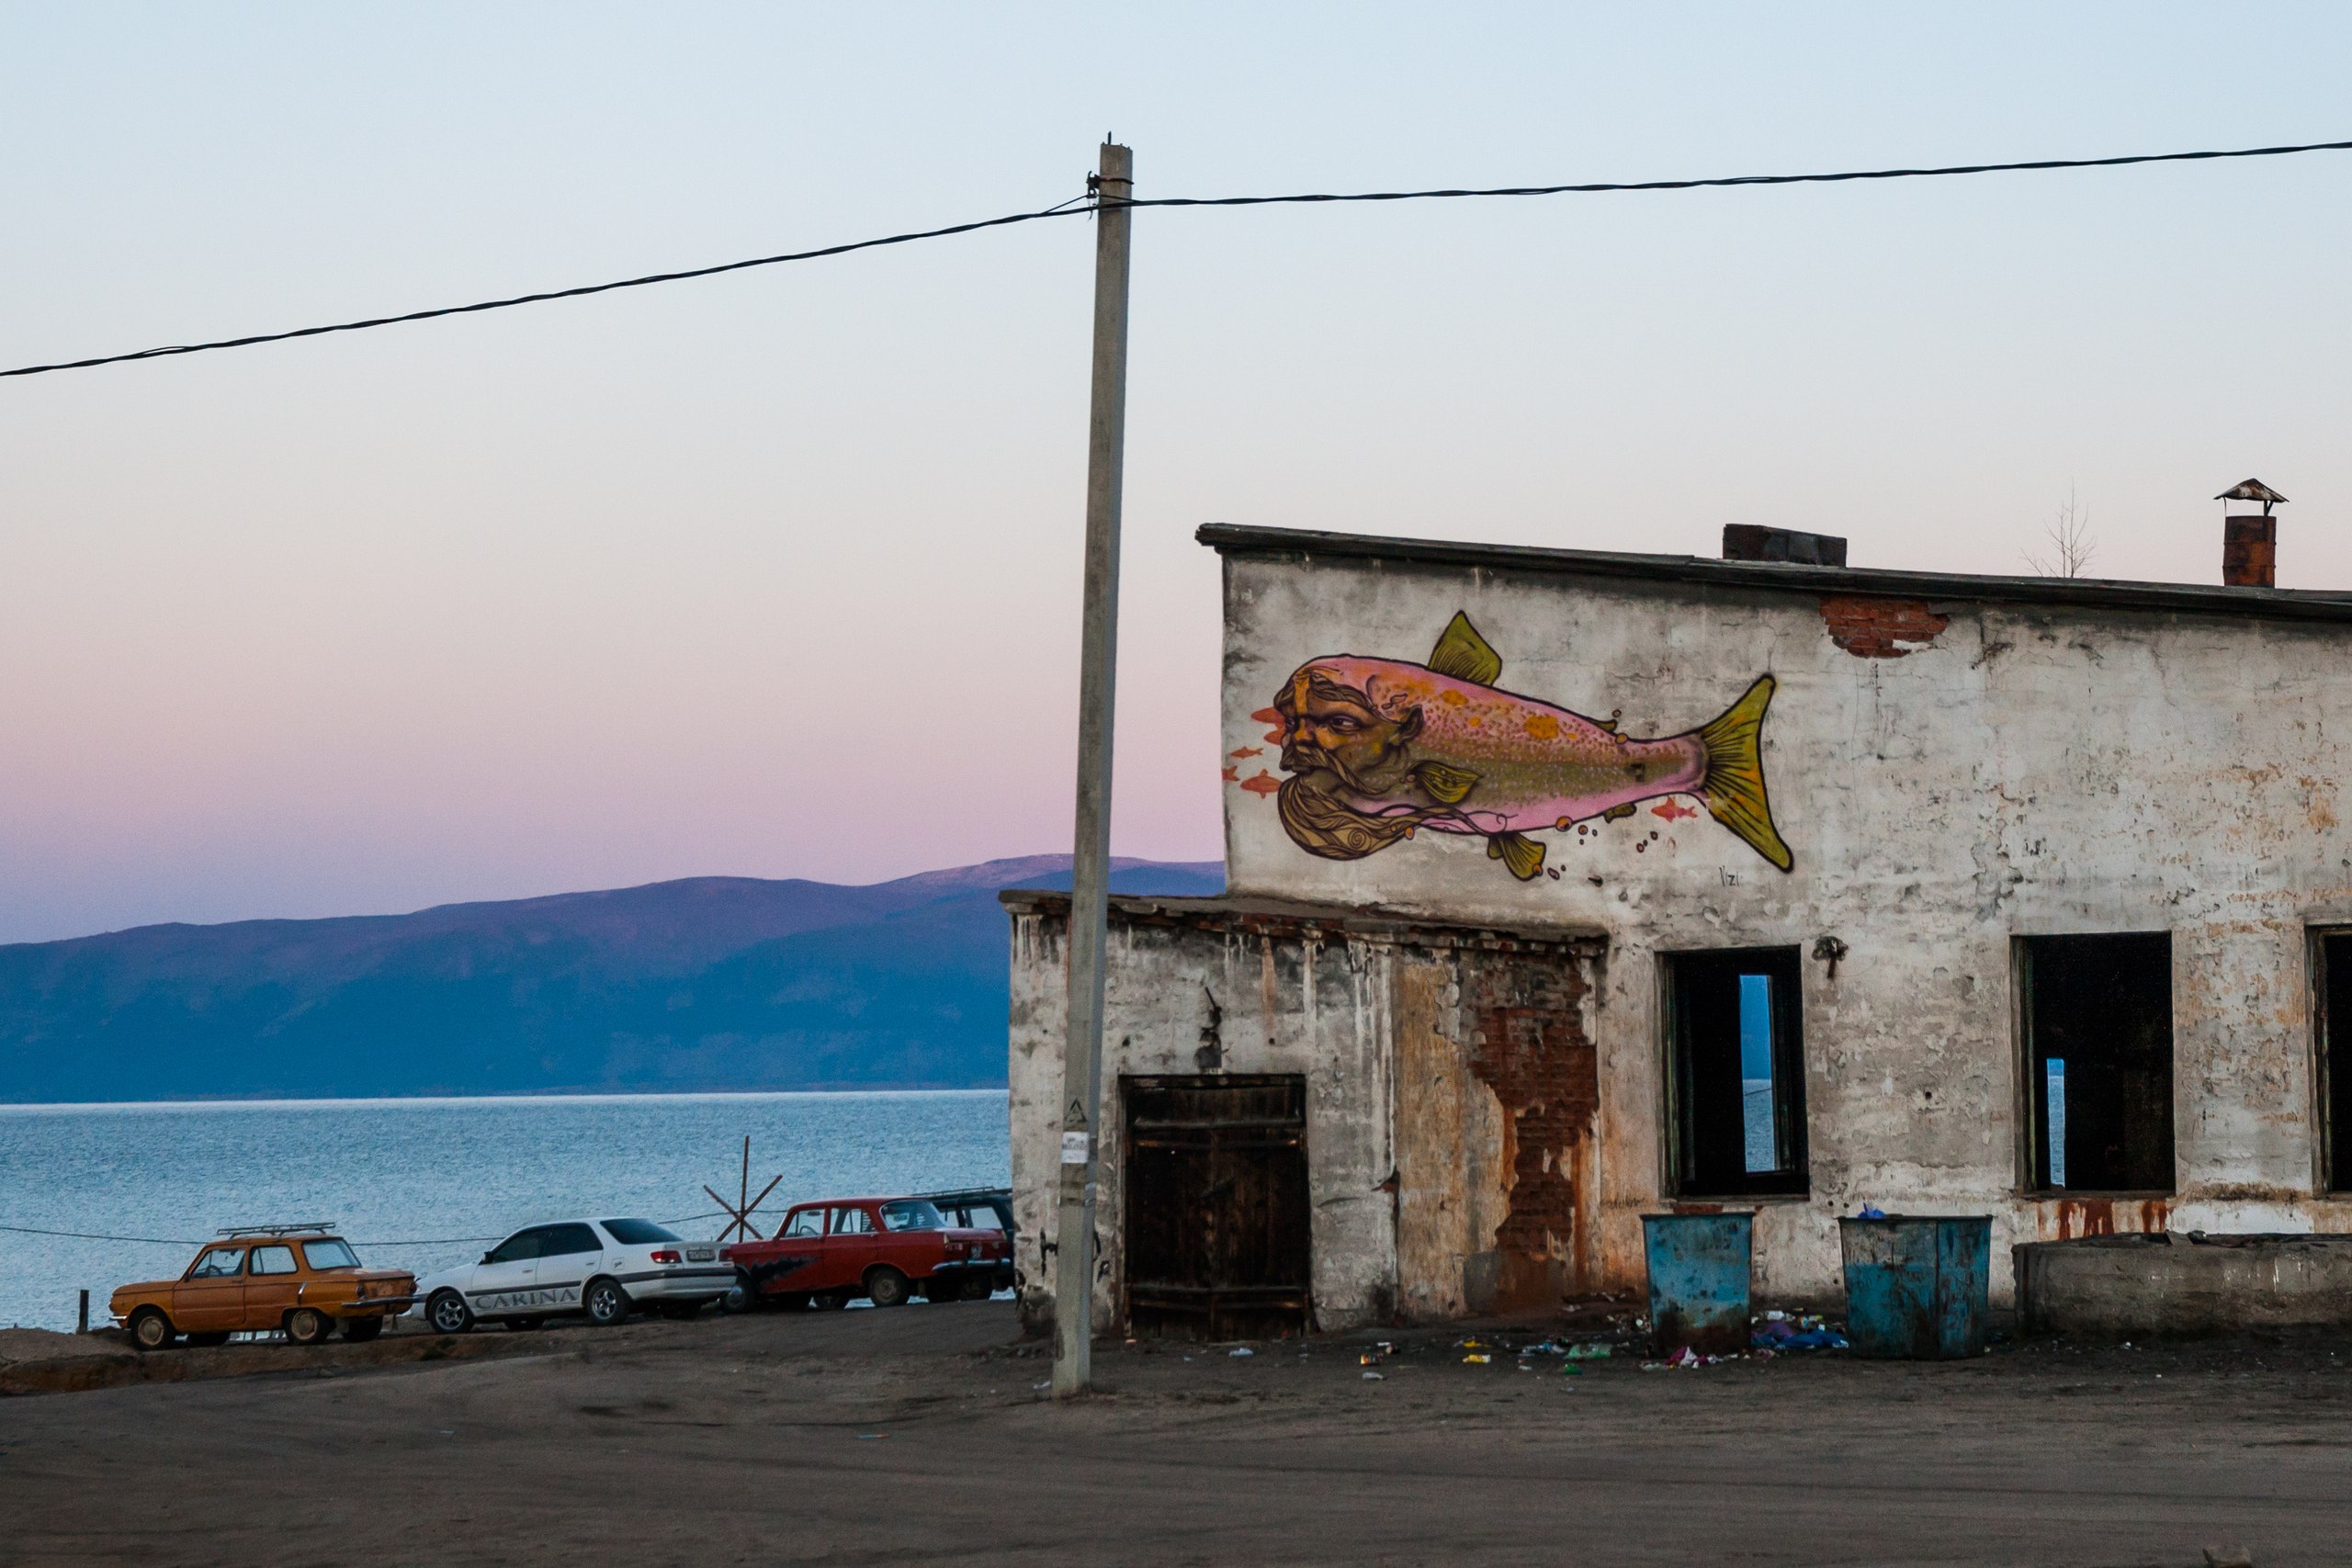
[1265,612,1791,879]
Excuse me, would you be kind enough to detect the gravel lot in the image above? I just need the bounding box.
[6,1304,2351,1566]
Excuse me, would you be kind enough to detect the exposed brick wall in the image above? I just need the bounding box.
[1817,595,1951,658]
[1462,953,1599,1309]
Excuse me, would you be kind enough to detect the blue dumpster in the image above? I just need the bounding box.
[1838,1215,1992,1359]
[1642,1213,1753,1357]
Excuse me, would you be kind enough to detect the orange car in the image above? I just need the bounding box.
[110,1225,415,1351]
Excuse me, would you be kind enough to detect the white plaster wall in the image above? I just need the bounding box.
[1218,551,2352,1303]
[1005,905,1399,1334]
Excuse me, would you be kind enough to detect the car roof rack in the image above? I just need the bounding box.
[215,1223,339,1237]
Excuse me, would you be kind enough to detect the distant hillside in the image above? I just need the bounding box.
[0,856,1223,1102]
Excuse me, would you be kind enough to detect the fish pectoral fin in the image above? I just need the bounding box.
[1411,761,1481,805]
[1427,613,1503,686]
[1489,830,1546,881]
[1596,716,1619,733]
[1601,803,1636,821]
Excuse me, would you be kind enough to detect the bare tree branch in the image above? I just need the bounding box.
[2025,485,2097,577]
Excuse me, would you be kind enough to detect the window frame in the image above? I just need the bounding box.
[2310,926,2352,1194]
[2014,931,2177,1198]
[539,1223,602,1258]
[1660,944,1811,1200]
[301,1239,360,1271]
[484,1228,546,1266]
[186,1246,247,1280]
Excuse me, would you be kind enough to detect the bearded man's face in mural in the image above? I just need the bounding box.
[1274,667,1422,795]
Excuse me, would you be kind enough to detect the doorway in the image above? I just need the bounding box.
[1122,1075,1310,1337]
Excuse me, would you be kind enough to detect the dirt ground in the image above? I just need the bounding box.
[5,1305,2352,1567]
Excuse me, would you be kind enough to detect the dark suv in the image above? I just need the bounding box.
[917,1188,1013,1293]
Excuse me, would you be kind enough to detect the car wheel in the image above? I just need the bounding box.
[718,1279,752,1314]
[342,1316,384,1343]
[583,1277,630,1327]
[506,1316,543,1332]
[865,1267,911,1309]
[426,1290,474,1335]
[129,1308,176,1352]
[922,1276,959,1304]
[286,1307,333,1346]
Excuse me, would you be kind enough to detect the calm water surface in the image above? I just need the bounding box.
[0,1091,1009,1332]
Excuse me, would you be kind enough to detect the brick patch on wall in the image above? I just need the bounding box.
[1463,954,1599,1310]
[1818,595,1951,658]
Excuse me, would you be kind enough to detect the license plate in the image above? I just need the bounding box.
[685,1248,715,1262]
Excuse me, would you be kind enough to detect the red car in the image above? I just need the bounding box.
[722,1196,1007,1309]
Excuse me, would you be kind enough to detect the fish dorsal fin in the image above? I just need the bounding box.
[1427,613,1502,686]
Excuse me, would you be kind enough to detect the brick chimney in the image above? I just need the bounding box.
[2215,479,2286,589]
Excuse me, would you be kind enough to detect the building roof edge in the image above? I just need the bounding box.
[1194,523,2352,626]
[999,887,1607,945]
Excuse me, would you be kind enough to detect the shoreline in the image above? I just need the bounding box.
[0,1086,1012,1113]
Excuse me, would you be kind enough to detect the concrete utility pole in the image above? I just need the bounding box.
[1053,139,1133,1399]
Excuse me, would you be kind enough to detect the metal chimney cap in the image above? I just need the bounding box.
[2216,479,2288,509]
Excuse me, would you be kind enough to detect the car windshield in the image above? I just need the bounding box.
[301,1239,359,1270]
[879,1201,944,1232]
[597,1219,681,1246]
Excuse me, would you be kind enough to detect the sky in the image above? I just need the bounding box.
[4,4,2350,944]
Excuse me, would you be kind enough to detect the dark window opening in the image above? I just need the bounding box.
[1667,947,1808,1197]
[2022,933,2174,1192]
[2317,933,2352,1192]
[1123,1074,1310,1339]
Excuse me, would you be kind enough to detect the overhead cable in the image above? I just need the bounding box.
[6,137,2347,380]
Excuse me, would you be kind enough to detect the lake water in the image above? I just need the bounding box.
[0,1091,1010,1332]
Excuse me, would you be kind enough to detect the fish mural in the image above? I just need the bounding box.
[1262,613,1792,880]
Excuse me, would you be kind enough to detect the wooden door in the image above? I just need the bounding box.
[1123,1076,1310,1338]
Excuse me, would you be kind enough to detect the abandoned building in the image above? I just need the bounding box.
[1005,483,2352,1336]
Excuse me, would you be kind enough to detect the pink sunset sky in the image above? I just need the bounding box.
[4,5,2350,943]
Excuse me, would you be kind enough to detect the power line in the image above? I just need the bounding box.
[6,137,2347,381]
[1114,137,2352,209]
[0,201,1094,379]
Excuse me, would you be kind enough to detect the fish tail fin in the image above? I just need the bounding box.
[1696,674,1792,873]
[1487,830,1546,881]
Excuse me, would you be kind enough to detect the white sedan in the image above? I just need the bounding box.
[413,1218,734,1333]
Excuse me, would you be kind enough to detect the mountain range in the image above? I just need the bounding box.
[0,856,1223,1102]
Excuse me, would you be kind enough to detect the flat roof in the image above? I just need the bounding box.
[1197,523,2352,627]
[1001,888,1605,946]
